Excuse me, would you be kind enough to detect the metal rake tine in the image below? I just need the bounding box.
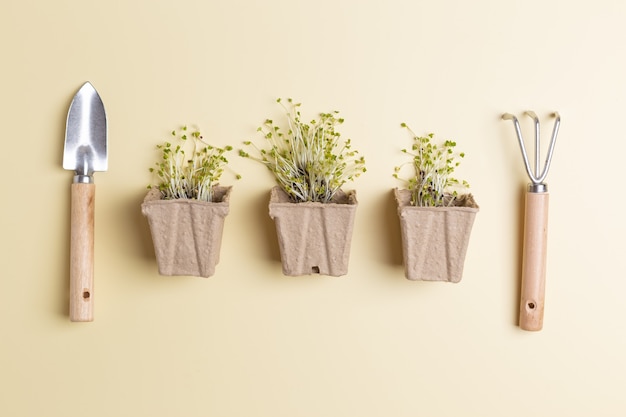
[536,112,560,184]
[502,113,535,182]
[523,111,540,179]
[502,111,560,186]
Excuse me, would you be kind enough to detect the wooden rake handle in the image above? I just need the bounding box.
[519,191,549,331]
[69,183,95,322]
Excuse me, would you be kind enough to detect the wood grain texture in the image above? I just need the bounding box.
[519,191,549,331]
[69,183,95,322]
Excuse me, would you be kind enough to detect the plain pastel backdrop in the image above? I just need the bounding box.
[1,0,625,416]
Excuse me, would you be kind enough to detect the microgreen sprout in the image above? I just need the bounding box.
[149,126,237,202]
[394,123,469,207]
[240,98,366,203]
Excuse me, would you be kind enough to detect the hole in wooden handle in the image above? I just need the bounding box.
[83,290,91,300]
[527,301,536,310]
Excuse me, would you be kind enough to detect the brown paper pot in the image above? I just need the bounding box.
[269,186,358,277]
[141,186,231,278]
[394,188,479,283]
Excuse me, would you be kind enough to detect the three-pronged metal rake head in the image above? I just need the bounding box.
[502,111,560,331]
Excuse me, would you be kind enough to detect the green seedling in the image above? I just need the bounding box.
[241,98,366,203]
[394,124,469,207]
[149,126,238,202]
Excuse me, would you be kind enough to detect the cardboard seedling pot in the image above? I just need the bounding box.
[141,186,231,278]
[269,186,358,277]
[394,188,479,283]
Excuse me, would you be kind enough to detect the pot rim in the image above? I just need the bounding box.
[393,187,479,211]
[142,185,232,206]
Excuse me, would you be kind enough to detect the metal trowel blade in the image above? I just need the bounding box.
[63,82,107,176]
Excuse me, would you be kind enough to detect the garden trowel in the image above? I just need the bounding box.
[63,82,107,322]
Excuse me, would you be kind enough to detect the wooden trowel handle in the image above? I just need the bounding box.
[519,191,549,331]
[70,183,95,322]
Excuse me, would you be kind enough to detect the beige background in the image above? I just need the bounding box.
[2,0,625,416]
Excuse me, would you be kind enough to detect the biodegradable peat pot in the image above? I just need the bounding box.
[269,186,358,277]
[394,188,479,283]
[141,186,232,278]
